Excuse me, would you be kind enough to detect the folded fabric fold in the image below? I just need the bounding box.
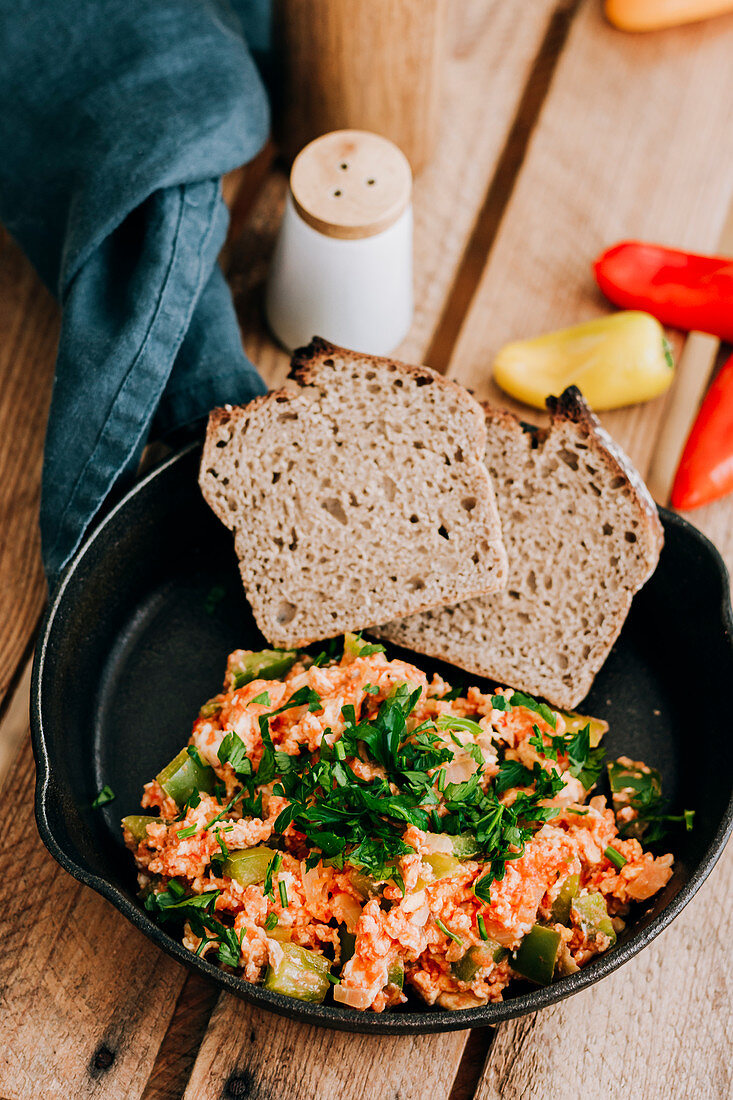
[0,0,271,587]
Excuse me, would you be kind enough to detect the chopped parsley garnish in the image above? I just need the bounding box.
[211,831,230,873]
[145,887,220,916]
[264,684,568,885]
[477,914,489,940]
[216,925,244,968]
[491,694,510,712]
[436,714,483,737]
[145,886,240,967]
[218,731,253,778]
[472,875,492,905]
[264,852,282,900]
[278,880,289,908]
[91,785,115,808]
[510,691,557,730]
[355,642,385,657]
[186,745,210,770]
[249,691,271,707]
[604,845,627,870]
[184,789,202,812]
[268,686,322,716]
[529,722,606,790]
[435,917,463,945]
[177,824,199,839]
[442,683,465,702]
[264,912,278,931]
[610,761,695,843]
[363,683,379,695]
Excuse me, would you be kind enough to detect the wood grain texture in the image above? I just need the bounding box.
[475,846,733,1100]
[0,658,32,797]
[183,998,468,1100]
[140,972,220,1100]
[0,230,57,709]
[183,4,568,1093]
[229,0,564,389]
[0,738,187,1100]
[446,0,733,473]
[449,8,733,1096]
[273,0,447,172]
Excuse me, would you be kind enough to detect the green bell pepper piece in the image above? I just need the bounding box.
[423,852,462,879]
[422,832,479,878]
[199,697,222,719]
[121,815,156,843]
[450,833,481,859]
[348,869,376,899]
[607,758,662,839]
[386,962,404,990]
[338,926,356,966]
[560,711,608,747]
[451,943,505,982]
[223,846,276,887]
[511,924,562,985]
[551,872,580,924]
[264,943,332,1002]
[156,748,216,806]
[571,892,616,946]
[232,649,298,689]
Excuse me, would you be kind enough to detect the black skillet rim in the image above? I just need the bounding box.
[30,443,733,1034]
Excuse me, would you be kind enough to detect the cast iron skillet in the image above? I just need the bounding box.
[31,443,733,1034]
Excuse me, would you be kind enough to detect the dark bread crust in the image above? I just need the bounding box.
[290,336,444,390]
[206,337,487,457]
[481,387,663,558]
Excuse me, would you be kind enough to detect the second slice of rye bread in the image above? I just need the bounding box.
[199,338,507,647]
[377,388,664,709]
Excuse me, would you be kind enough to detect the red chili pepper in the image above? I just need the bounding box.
[594,241,733,342]
[671,352,733,510]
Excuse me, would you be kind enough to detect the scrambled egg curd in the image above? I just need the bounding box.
[122,635,676,1012]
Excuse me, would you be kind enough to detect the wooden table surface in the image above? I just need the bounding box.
[1,3,732,1097]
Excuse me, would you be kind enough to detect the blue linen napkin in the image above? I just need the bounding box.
[0,0,271,587]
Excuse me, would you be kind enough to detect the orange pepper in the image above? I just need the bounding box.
[605,0,733,31]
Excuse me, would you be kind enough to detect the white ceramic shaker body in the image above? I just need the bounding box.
[265,130,414,356]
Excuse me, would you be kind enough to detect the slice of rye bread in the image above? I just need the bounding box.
[199,338,508,647]
[376,387,664,709]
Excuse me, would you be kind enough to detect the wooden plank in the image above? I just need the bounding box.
[446,0,733,475]
[230,0,568,390]
[444,6,733,1094]
[183,2,572,1094]
[0,230,57,709]
[0,156,282,1094]
[0,658,32,796]
[140,973,220,1100]
[0,737,187,1100]
[474,847,733,1100]
[182,999,468,1100]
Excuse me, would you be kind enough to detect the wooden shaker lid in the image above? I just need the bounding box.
[289,130,412,240]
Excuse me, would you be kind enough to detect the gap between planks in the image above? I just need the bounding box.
[445,2,733,1097]
[425,0,582,375]
[151,3,588,1098]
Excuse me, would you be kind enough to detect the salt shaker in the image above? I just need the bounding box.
[265,130,413,356]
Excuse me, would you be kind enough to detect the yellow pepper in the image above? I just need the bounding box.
[605,0,733,32]
[493,311,674,412]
